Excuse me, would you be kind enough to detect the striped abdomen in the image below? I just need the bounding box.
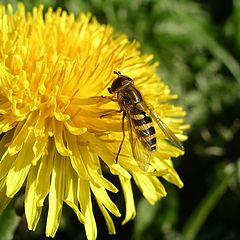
[130,109,157,151]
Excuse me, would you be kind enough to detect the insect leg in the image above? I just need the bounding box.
[89,96,118,102]
[115,111,126,163]
[100,109,122,118]
[101,95,118,102]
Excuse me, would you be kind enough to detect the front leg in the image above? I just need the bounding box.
[90,95,118,102]
[100,109,122,118]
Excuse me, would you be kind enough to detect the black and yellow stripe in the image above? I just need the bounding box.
[130,109,157,151]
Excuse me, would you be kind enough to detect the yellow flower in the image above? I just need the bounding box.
[0,3,187,240]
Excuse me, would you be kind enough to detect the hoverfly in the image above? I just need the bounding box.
[102,71,183,171]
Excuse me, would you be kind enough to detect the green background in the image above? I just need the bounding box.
[0,0,240,239]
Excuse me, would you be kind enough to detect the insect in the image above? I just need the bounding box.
[102,71,183,171]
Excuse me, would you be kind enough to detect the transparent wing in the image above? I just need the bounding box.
[141,102,184,151]
[125,111,151,171]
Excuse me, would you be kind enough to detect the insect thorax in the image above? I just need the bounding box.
[118,86,143,109]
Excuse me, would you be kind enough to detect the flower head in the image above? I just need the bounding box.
[0,3,187,239]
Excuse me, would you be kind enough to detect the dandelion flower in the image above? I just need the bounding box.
[0,3,187,239]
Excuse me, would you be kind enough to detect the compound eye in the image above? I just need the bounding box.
[108,87,113,94]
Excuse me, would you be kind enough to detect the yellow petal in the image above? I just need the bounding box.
[52,119,72,156]
[6,133,35,197]
[35,141,54,206]
[46,153,65,237]
[0,152,15,181]
[133,174,166,205]
[96,200,116,235]
[0,118,16,132]
[64,119,87,135]
[78,179,97,240]
[83,132,131,179]
[90,170,119,193]
[77,144,119,193]
[90,184,121,217]
[65,133,89,180]
[64,159,85,223]
[25,164,42,230]
[119,176,136,225]
[152,157,184,188]
[164,167,184,188]
[32,129,48,163]
[7,120,29,155]
[0,179,11,213]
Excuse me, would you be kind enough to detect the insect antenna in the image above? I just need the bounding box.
[114,70,121,76]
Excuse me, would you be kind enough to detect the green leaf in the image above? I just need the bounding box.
[181,163,236,240]
[0,204,21,240]
[132,197,160,240]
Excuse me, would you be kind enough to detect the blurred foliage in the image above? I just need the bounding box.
[0,0,240,239]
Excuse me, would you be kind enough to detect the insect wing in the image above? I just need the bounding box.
[142,102,184,150]
[126,111,151,171]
